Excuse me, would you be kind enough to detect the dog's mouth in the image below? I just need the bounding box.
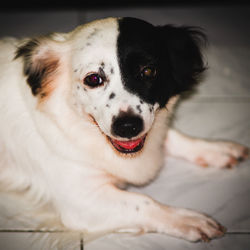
[88,114,146,154]
[107,135,146,154]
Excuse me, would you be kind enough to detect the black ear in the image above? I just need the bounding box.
[157,25,207,96]
[15,37,60,99]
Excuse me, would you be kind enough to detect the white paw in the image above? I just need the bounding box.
[167,208,226,242]
[190,140,249,169]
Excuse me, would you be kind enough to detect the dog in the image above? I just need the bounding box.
[0,17,248,243]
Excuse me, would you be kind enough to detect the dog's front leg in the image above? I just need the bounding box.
[166,129,249,168]
[59,183,225,242]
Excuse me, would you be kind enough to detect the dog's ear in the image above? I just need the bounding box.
[156,25,207,96]
[15,37,61,99]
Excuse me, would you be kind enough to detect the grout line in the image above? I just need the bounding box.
[80,233,84,250]
[226,232,250,235]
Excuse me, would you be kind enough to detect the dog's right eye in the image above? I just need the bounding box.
[140,66,157,80]
[84,73,104,88]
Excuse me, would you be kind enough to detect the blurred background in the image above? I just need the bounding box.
[0,1,249,47]
[0,1,250,250]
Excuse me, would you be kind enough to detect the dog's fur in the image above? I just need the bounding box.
[0,17,249,243]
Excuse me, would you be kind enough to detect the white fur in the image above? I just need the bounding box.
[0,18,248,243]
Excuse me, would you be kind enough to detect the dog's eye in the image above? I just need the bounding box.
[84,73,104,88]
[140,66,156,80]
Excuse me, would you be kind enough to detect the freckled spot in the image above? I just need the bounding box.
[100,62,105,68]
[87,28,98,39]
[149,106,153,113]
[106,104,110,108]
[136,105,142,114]
[109,92,115,99]
[77,85,80,90]
[74,69,78,72]
[144,200,150,205]
[140,100,144,104]
[83,88,87,92]
[86,42,91,46]
[110,67,114,74]
[136,206,140,211]
[94,107,97,110]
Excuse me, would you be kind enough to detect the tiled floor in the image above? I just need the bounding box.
[0,5,250,250]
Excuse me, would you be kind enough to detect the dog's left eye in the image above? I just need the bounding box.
[84,73,104,88]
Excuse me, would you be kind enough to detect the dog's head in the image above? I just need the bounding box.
[16,17,206,156]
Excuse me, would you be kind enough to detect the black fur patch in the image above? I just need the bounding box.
[15,39,40,95]
[117,17,207,108]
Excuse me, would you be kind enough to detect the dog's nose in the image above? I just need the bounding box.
[112,115,144,139]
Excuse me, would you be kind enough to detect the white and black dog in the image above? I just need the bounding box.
[0,17,248,242]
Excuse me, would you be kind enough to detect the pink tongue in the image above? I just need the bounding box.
[114,138,142,150]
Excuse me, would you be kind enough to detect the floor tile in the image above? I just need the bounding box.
[195,46,250,98]
[172,102,250,146]
[0,232,81,250]
[85,233,250,250]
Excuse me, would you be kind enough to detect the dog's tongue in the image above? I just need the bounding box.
[113,138,142,150]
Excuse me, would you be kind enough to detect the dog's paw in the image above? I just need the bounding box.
[166,208,226,242]
[191,140,249,169]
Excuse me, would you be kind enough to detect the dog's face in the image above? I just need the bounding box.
[16,17,206,156]
[70,19,161,154]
